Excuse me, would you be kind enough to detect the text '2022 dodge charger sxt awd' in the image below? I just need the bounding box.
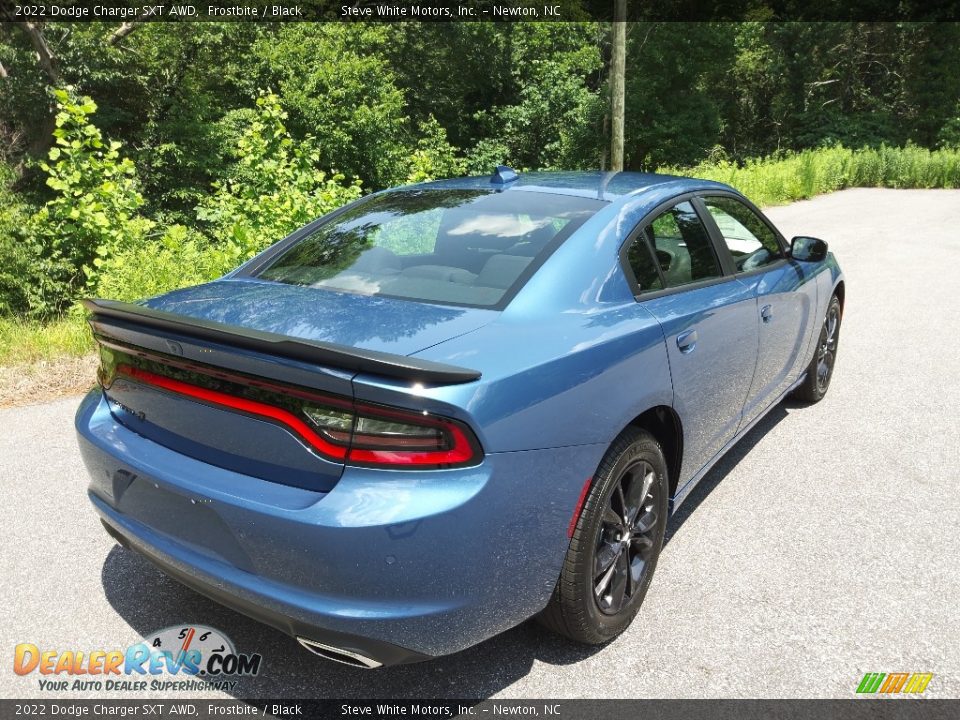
[77,167,844,668]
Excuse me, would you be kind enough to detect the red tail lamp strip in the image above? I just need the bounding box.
[114,364,478,467]
[116,364,348,460]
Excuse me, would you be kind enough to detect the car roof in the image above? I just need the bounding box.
[410,170,737,202]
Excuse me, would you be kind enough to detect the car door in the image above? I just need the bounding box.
[697,194,818,428]
[622,198,759,486]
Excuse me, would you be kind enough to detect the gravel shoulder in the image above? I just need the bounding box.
[0,354,97,408]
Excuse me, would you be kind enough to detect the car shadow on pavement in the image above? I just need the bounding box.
[101,543,601,700]
[663,401,793,547]
[100,401,796,699]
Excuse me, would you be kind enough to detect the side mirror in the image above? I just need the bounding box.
[790,236,828,263]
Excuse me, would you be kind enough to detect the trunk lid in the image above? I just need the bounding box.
[142,278,498,355]
[89,279,493,493]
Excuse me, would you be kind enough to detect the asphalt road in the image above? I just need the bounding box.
[2,188,958,700]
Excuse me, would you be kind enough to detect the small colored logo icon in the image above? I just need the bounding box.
[856,672,933,694]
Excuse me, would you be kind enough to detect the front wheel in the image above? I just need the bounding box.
[538,428,668,644]
[794,294,842,403]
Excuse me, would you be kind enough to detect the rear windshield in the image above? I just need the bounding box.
[254,189,604,308]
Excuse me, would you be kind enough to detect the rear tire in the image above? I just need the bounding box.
[794,294,842,403]
[538,428,668,644]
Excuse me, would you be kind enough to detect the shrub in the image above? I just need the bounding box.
[405,116,465,184]
[463,138,514,176]
[26,89,152,316]
[196,93,362,269]
[93,225,230,303]
[252,25,412,190]
[938,113,960,149]
[0,161,35,315]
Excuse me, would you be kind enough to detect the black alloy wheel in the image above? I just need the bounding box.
[816,301,841,394]
[538,427,668,644]
[594,459,659,615]
[795,294,842,403]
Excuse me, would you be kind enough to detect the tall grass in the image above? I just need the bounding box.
[660,144,960,207]
[0,315,92,366]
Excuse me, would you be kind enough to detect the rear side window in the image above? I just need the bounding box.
[701,195,783,272]
[255,189,603,308]
[627,200,722,292]
[626,236,663,293]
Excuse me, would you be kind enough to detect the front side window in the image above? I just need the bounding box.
[702,196,783,272]
[628,200,722,290]
[255,189,603,308]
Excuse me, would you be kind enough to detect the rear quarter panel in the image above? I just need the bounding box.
[353,303,672,454]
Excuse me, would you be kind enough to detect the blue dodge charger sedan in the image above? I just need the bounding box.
[76,168,844,668]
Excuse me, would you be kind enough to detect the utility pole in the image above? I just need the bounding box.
[609,0,626,171]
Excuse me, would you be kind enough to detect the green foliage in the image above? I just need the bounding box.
[93,225,225,303]
[2,89,363,320]
[3,21,960,366]
[23,90,152,316]
[662,144,960,208]
[468,24,605,170]
[196,93,362,268]
[128,24,270,222]
[464,138,514,177]
[721,23,960,156]
[623,23,733,168]
[382,24,514,154]
[0,161,36,315]
[938,103,960,149]
[405,117,465,184]
[4,21,960,189]
[250,25,412,189]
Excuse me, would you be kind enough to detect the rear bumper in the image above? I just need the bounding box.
[95,513,426,668]
[76,389,605,665]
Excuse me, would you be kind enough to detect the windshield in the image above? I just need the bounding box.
[254,189,604,308]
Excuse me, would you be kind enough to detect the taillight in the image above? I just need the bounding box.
[344,406,478,466]
[100,342,482,469]
[302,400,479,467]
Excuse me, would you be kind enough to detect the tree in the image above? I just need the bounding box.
[248,24,413,190]
[609,1,626,171]
[622,23,733,169]
[196,92,362,267]
[465,23,606,171]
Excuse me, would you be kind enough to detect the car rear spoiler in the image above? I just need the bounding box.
[82,298,482,385]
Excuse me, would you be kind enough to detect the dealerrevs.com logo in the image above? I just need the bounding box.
[14,625,263,693]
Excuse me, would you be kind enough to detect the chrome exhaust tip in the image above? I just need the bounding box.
[297,637,382,669]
